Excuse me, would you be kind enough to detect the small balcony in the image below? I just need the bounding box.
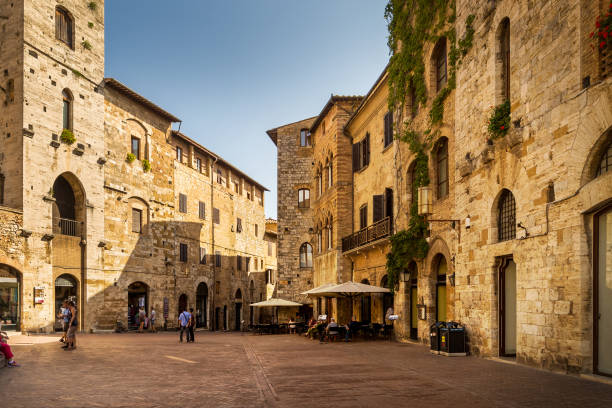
[53,217,82,237]
[341,217,392,253]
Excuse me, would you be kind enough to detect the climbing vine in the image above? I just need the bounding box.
[384,1,475,290]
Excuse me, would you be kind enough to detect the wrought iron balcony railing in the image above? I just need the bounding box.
[341,216,392,253]
[53,217,81,237]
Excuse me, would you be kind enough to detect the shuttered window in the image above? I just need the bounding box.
[198,201,206,219]
[55,8,73,49]
[179,243,188,262]
[132,208,142,233]
[213,208,220,224]
[359,205,368,230]
[200,247,207,264]
[352,134,370,172]
[373,195,384,223]
[179,194,187,213]
[384,112,393,148]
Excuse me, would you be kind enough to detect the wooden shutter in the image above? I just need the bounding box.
[373,195,384,222]
[352,143,360,172]
[237,255,242,270]
[363,134,370,167]
[384,188,394,219]
[199,201,206,219]
[213,208,220,224]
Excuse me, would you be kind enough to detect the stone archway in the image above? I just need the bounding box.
[54,274,79,332]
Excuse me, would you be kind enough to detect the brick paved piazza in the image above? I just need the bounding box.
[2,332,612,408]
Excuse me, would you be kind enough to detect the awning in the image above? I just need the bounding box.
[250,298,302,307]
[304,281,390,298]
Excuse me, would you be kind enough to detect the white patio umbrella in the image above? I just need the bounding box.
[304,281,391,320]
[250,298,302,324]
[300,283,336,296]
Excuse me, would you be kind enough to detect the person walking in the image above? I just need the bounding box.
[64,300,78,351]
[178,308,191,343]
[58,300,70,344]
[187,308,196,343]
[138,307,146,333]
[149,307,156,333]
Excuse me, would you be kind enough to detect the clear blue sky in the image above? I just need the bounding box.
[105,1,390,219]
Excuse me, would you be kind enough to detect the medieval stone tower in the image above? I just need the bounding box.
[0,0,105,331]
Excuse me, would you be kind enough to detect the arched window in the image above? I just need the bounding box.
[436,139,449,199]
[432,38,447,93]
[62,89,73,130]
[498,189,516,242]
[596,140,612,178]
[317,167,323,197]
[299,243,313,268]
[317,228,322,253]
[298,188,310,208]
[55,7,74,49]
[499,18,510,102]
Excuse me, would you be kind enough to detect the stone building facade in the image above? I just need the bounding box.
[0,0,270,333]
[270,0,612,377]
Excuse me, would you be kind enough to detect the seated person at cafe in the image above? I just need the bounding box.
[306,318,319,339]
[344,316,359,342]
[322,318,339,342]
[288,317,296,334]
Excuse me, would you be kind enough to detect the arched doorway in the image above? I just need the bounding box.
[360,279,371,323]
[407,261,418,340]
[380,275,394,323]
[178,294,187,314]
[235,289,242,331]
[196,283,208,328]
[0,265,21,331]
[434,255,448,322]
[54,274,78,331]
[128,282,148,330]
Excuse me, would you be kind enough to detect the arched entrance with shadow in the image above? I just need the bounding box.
[407,261,418,340]
[178,293,187,314]
[0,264,21,331]
[128,282,149,330]
[54,274,78,331]
[196,283,208,328]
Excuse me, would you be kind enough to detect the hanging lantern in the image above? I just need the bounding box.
[418,186,433,216]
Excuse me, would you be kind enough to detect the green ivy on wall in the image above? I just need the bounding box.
[384,0,475,291]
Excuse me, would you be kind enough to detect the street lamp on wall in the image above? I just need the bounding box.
[417,186,433,216]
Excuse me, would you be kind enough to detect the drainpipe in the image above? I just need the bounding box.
[210,156,219,331]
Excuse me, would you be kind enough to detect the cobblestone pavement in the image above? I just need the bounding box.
[1,332,611,408]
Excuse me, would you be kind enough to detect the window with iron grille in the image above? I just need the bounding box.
[436,139,449,199]
[434,38,447,92]
[237,255,242,271]
[215,251,221,267]
[298,189,310,208]
[131,208,142,233]
[213,208,220,224]
[384,111,393,148]
[55,7,73,49]
[179,193,187,213]
[498,189,516,242]
[596,141,612,178]
[179,243,188,262]
[131,136,140,160]
[200,247,206,264]
[198,201,206,220]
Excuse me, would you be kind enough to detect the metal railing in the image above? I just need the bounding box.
[54,217,81,237]
[341,217,392,253]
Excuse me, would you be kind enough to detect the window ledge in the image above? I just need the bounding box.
[382,142,394,153]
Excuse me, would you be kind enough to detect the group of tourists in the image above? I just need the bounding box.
[178,308,196,343]
[128,304,157,333]
[304,315,362,343]
[58,299,78,351]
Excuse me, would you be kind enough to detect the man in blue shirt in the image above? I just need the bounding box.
[178,309,191,343]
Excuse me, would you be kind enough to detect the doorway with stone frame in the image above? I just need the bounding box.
[498,256,517,358]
